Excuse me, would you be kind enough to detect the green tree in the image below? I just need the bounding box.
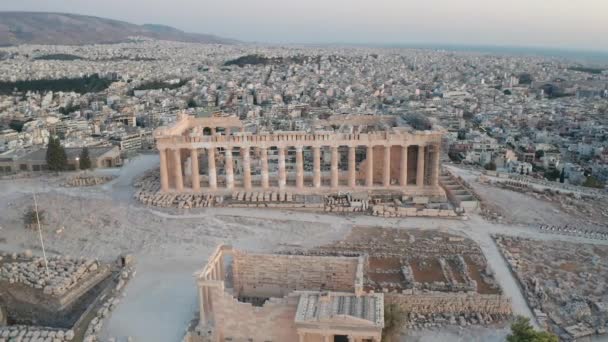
[507,316,558,342]
[187,98,198,108]
[382,304,406,342]
[79,147,92,170]
[457,129,467,140]
[23,206,45,229]
[484,161,497,171]
[545,169,560,181]
[583,175,605,189]
[46,136,67,172]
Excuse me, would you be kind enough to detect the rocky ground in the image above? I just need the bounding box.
[1,155,607,341]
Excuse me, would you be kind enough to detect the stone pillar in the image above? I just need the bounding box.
[159,148,169,192]
[296,147,304,189]
[298,333,305,342]
[331,146,339,188]
[432,143,440,186]
[198,283,206,325]
[225,148,234,189]
[400,145,408,187]
[242,147,251,190]
[173,149,184,191]
[278,147,286,189]
[348,146,356,188]
[383,145,391,187]
[208,147,217,190]
[191,148,200,191]
[260,148,269,189]
[417,145,425,187]
[313,146,321,188]
[366,145,374,187]
[323,335,331,342]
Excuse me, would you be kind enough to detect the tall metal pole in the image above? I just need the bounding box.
[33,192,49,275]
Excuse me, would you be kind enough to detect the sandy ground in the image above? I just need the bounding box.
[1,156,607,341]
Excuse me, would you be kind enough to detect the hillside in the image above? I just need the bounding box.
[0,12,237,46]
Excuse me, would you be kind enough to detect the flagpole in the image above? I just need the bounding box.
[33,192,49,275]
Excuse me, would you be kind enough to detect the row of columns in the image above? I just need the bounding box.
[160,144,440,192]
[198,256,224,326]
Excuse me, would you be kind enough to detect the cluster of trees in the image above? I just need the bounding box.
[402,113,433,131]
[224,54,309,67]
[568,66,605,75]
[45,137,92,171]
[0,74,112,95]
[34,53,84,61]
[129,79,188,94]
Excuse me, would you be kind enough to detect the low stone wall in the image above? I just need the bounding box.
[0,255,101,297]
[135,190,222,208]
[371,205,458,218]
[0,325,74,341]
[233,250,359,297]
[63,175,114,187]
[79,255,135,342]
[385,292,512,316]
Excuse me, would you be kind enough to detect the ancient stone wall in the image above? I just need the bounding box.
[233,251,358,297]
[385,292,512,316]
[214,288,300,342]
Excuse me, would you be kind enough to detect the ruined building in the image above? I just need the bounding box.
[154,113,445,197]
[187,245,383,342]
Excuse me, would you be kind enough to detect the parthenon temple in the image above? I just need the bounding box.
[154,112,445,197]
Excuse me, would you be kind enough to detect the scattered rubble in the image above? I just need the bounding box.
[494,235,608,340]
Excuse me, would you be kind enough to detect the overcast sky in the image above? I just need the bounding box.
[2,0,607,51]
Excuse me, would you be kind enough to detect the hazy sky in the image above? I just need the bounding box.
[2,0,607,51]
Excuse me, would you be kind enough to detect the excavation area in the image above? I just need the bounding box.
[495,235,608,340]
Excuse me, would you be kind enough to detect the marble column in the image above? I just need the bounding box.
[173,148,184,191]
[331,146,339,188]
[313,146,321,188]
[242,147,252,190]
[432,143,440,186]
[225,148,234,189]
[278,147,286,189]
[383,145,391,187]
[159,148,169,192]
[198,283,206,325]
[348,146,356,188]
[260,148,269,189]
[416,145,425,187]
[295,147,304,189]
[208,147,217,190]
[366,145,374,187]
[400,145,408,186]
[191,148,200,191]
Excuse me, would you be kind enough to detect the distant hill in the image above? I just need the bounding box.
[0,12,238,46]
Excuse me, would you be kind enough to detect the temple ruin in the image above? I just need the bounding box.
[154,113,445,197]
[188,245,384,342]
